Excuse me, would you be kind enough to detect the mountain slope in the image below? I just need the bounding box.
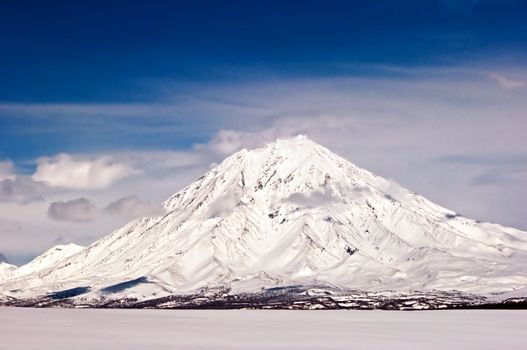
[0,262,17,283]
[0,253,16,283]
[10,244,84,278]
[1,136,526,304]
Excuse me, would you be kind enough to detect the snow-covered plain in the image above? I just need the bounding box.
[0,308,525,350]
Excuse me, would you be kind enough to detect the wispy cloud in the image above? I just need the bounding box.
[471,166,527,187]
[47,195,164,223]
[0,160,16,181]
[489,73,526,89]
[286,190,339,208]
[33,154,138,190]
[0,177,53,203]
[48,198,98,222]
[0,103,184,117]
[104,196,163,218]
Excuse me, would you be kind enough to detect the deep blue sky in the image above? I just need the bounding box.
[1,0,527,162]
[2,1,527,102]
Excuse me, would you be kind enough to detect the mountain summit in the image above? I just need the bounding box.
[1,136,527,308]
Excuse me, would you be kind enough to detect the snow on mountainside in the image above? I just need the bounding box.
[10,243,84,278]
[0,262,17,282]
[1,135,527,306]
[0,253,16,283]
[1,244,84,289]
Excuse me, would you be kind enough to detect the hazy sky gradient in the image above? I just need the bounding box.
[1,1,526,264]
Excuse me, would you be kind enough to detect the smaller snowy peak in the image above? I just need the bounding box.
[0,252,17,282]
[13,243,84,277]
[0,262,17,282]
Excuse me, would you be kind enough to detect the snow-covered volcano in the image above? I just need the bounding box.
[2,136,527,305]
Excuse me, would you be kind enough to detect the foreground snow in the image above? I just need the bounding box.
[0,308,525,350]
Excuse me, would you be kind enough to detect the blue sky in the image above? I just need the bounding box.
[1,1,527,263]
[1,1,527,160]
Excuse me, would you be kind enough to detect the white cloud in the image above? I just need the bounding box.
[206,193,239,217]
[0,177,53,203]
[0,160,16,181]
[104,196,164,218]
[489,73,526,89]
[48,198,98,222]
[33,154,137,190]
[380,181,410,202]
[286,190,339,208]
[197,129,282,155]
[113,150,208,175]
[195,116,348,156]
[0,149,211,262]
[49,195,165,223]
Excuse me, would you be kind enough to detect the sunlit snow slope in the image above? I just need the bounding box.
[0,253,16,282]
[1,136,526,301]
[0,263,17,282]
